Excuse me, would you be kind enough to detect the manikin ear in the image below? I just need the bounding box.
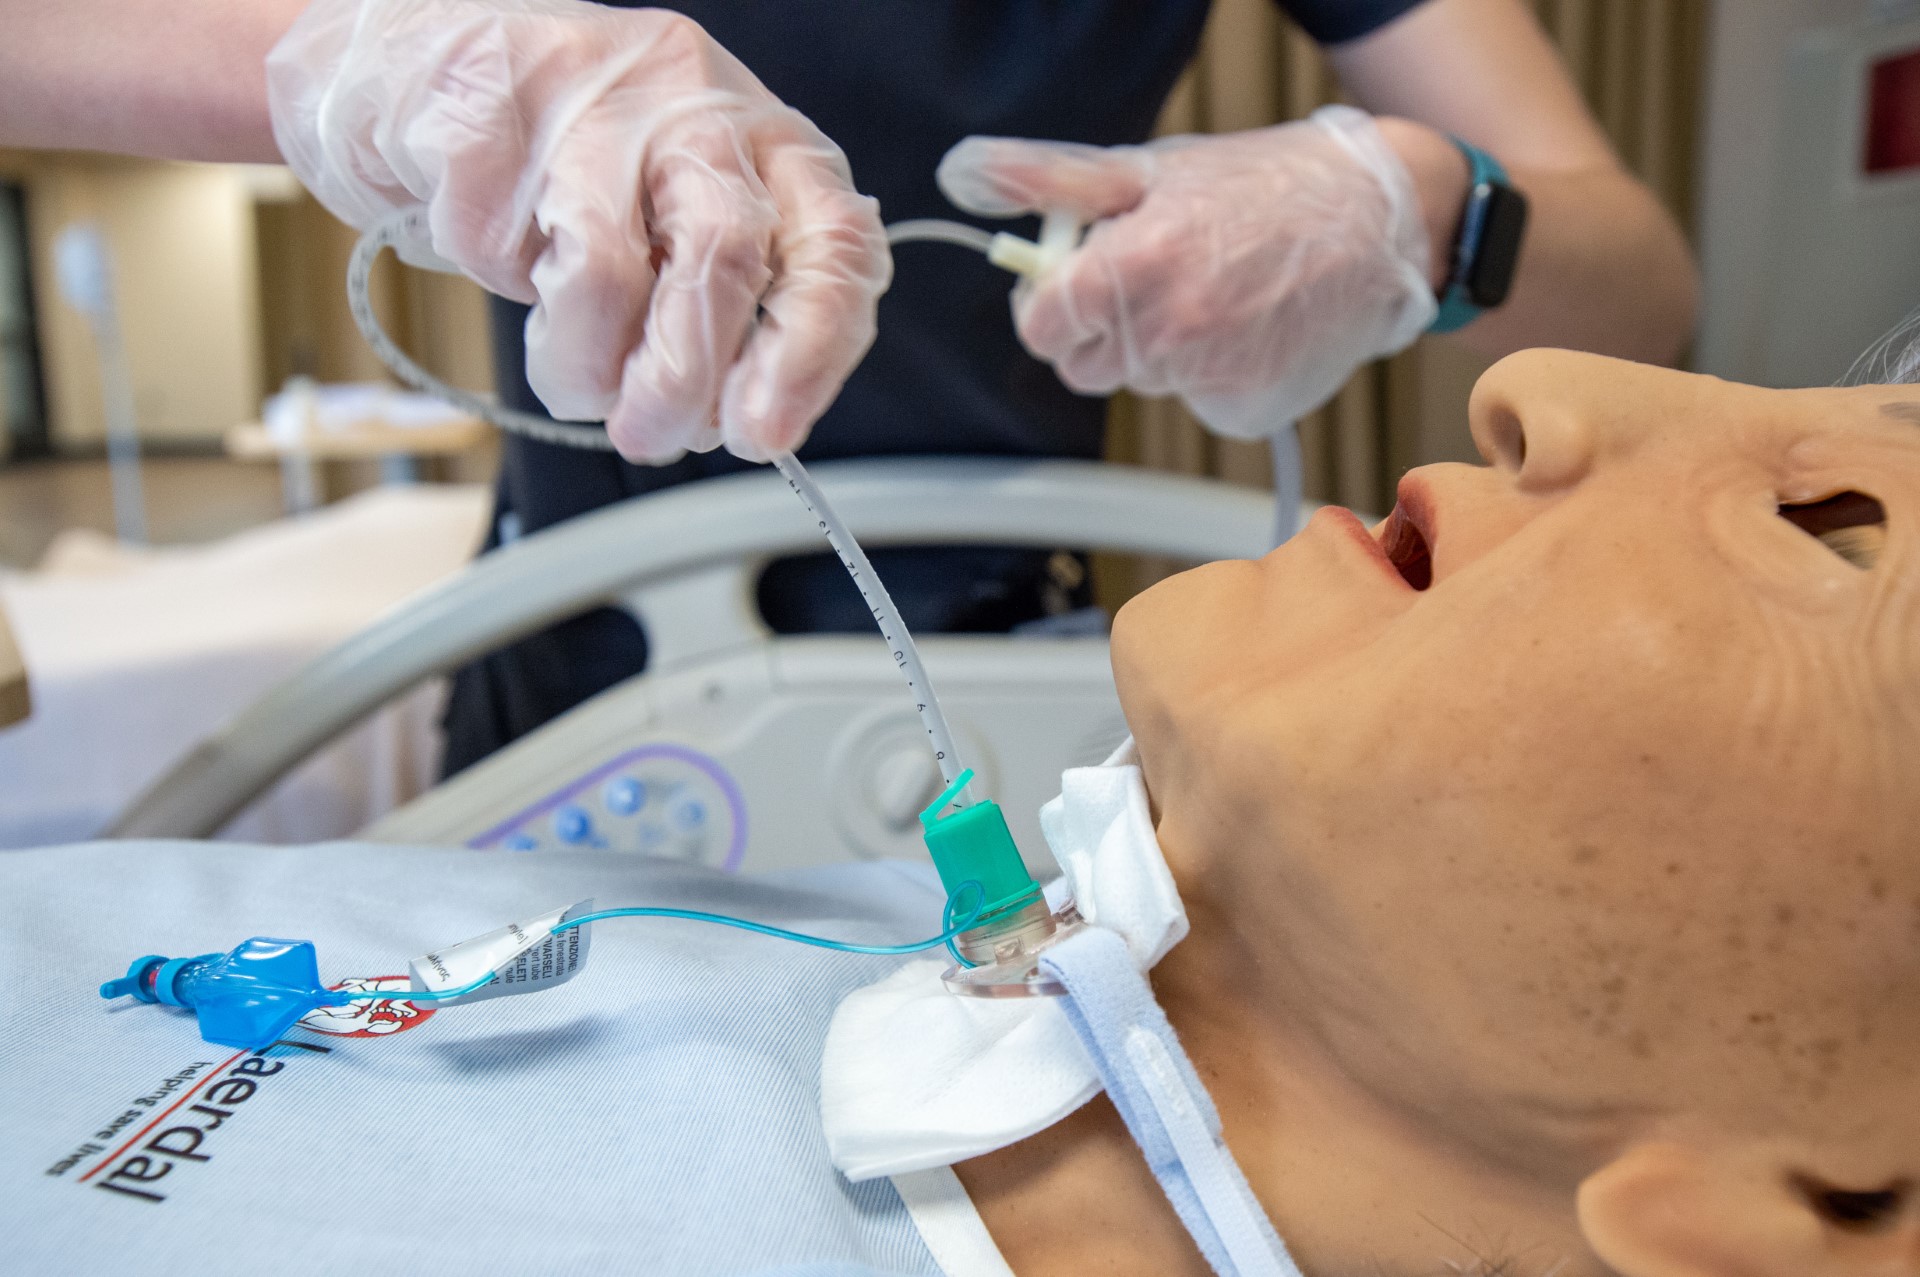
[1577,1141,1918,1277]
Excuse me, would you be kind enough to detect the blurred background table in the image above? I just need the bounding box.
[225,413,494,513]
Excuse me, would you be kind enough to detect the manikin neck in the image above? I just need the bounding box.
[954,917,1602,1277]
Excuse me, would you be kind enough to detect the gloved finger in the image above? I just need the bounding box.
[936,136,1149,222]
[417,96,544,305]
[522,136,657,423]
[720,138,889,460]
[606,122,778,462]
[1009,216,1142,395]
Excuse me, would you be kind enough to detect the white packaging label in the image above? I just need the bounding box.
[409,900,594,1005]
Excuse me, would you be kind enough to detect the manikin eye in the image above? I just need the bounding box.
[1777,491,1887,569]
[1794,1174,1908,1231]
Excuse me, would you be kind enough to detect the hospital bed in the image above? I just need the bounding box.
[108,459,1281,876]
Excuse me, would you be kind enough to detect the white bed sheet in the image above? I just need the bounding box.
[0,485,491,847]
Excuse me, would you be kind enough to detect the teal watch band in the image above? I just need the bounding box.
[1430,138,1511,334]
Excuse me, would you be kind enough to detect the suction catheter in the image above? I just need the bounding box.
[101,210,1094,1049]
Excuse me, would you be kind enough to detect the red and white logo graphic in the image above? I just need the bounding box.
[296,976,436,1038]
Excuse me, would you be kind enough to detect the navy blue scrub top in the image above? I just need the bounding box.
[447,0,1430,775]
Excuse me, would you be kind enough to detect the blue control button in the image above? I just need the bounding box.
[605,776,646,816]
[504,833,539,852]
[554,805,594,845]
[672,799,707,831]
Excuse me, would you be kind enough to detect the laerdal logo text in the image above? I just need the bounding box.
[66,1039,332,1204]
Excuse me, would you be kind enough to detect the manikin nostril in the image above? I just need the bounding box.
[1476,404,1528,470]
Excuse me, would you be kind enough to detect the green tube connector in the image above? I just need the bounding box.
[920,769,1042,922]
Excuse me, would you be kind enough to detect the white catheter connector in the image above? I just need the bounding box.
[984,211,1086,280]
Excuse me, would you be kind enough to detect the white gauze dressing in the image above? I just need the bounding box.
[821,740,1187,1180]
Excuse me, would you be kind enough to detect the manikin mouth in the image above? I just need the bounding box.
[1379,504,1432,591]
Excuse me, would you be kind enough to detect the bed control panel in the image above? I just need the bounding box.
[367,637,1131,877]
[467,742,748,870]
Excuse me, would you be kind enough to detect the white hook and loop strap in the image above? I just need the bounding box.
[1039,926,1302,1277]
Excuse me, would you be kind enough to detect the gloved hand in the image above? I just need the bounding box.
[267,0,890,463]
[937,106,1438,437]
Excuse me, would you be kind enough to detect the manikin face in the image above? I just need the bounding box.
[1113,351,1920,1252]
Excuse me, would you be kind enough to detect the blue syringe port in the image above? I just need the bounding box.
[98,954,171,1003]
[98,938,340,1050]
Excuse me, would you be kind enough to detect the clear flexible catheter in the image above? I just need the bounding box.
[346,210,1001,797]
[767,451,967,795]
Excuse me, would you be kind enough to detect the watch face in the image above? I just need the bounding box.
[1465,185,1528,309]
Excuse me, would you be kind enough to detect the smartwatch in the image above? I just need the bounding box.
[1429,137,1528,334]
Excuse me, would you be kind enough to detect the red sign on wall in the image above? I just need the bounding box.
[1865,45,1920,175]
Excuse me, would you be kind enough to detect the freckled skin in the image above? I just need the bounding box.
[965,353,1920,1276]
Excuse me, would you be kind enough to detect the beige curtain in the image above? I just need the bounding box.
[255,196,493,397]
[1102,0,1705,603]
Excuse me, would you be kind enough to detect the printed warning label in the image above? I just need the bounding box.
[408,900,593,1005]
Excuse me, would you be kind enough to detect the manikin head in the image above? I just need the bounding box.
[1112,349,1920,1274]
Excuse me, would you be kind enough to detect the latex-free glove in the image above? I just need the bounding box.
[267,0,890,463]
[937,105,1436,438]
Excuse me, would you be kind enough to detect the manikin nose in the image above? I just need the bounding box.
[1467,350,1608,493]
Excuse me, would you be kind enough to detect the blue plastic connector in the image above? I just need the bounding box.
[98,954,170,1003]
[98,938,341,1050]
